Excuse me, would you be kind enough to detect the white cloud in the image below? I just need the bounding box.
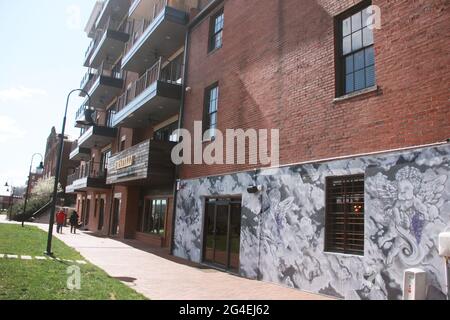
[0,115,25,143]
[0,86,47,103]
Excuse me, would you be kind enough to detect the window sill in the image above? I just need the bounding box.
[207,45,222,56]
[333,85,380,104]
[323,251,364,258]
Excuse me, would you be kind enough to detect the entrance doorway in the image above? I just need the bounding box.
[111,198,121,236]
[84,199,91,227]
[98,198,105,231]
[203,198,242,273]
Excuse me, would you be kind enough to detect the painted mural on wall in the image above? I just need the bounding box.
[173,145,450,299]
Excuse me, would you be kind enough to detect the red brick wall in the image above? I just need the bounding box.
[179,0,450,179]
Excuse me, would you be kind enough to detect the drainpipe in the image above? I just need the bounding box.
[170,24,191,256]
[169,0,225,256]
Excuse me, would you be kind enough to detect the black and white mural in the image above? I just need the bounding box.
[173,144,450,299]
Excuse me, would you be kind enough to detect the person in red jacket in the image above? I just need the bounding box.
[56,210,66,234]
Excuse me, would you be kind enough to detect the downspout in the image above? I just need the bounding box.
[170,25,191,255]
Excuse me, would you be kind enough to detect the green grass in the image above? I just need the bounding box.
[0,224,147,300]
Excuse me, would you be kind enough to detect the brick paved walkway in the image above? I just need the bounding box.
[1,216,331,300]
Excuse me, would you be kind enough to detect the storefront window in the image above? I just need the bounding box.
[139,199,167,236]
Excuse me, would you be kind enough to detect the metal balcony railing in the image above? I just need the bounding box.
[83,60,123,93]
[67,161,107,186]
[114,56,182,113]
[124,0,168,56]
[80,69,95,89]
[75,104,96,122]
[85,16,131,60]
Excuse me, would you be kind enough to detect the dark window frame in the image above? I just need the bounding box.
[325,174,365,256]
[203,83,219,138]
[208,8,224,53]
[335,0,375,97]
[153,121,179,142]
[138,198,168,236]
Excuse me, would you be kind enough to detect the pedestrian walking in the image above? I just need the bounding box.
[69,211,79,234]
[56,209,66,234]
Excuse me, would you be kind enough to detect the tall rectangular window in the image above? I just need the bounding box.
[203,84,219,139]
[139,199,167,236]
[154,122,178,142]
[209,9,224,52]
[338,3,375,95]
[325,175,365,256]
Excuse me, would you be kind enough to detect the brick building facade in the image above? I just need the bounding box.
[172,0,450,300]
[67,0,449,300]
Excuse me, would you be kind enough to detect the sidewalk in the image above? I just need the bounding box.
[0,215,331,300]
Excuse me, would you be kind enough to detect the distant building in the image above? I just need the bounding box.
[43,127,77,189]
[26,172,44,193]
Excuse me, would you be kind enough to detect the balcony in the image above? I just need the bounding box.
[122,0,188,73]
[106,139,175,186]
[66,161,109,194]
[95,0,130,33]
[84,16,130,68]
[83,61,124,109]
[69,140,91,162]
[112,58,182,128]
[78,114,117,150]
[74,105,95,128]
[79,69,95,96]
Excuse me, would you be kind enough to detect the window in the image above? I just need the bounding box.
[209,9,224,52]
[338,3,375,96]
[120,137,126,151]
[154,122,178,142]
[203,84,219,139]
[325,175,365,256]
[139,199,167,236]
[100,149,111,172]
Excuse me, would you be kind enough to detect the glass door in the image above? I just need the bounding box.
[98,198,105,231]
[203,198,242,273]
[111,198,120,236]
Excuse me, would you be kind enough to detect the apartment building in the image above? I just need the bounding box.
[66,0,449,300]
[171,0,450,300]
[66,0,210,247]
[43,127,77,192]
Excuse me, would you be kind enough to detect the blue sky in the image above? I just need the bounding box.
[0,0,95,191]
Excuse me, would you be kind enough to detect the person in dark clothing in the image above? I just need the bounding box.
[69,211,79,234]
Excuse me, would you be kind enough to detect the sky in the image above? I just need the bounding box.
[0,0,96,192]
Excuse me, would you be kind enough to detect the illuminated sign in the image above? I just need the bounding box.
[115,155,134,170]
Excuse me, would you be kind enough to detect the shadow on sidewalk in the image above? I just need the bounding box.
[83,231,212,271]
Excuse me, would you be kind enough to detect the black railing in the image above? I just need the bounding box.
[67,161,107,186]
[75,104,95,122]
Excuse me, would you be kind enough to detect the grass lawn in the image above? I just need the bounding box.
[0,224,147,300]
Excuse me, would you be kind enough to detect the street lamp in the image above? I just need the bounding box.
[4,182,14,221]
[22,153,44,227]
[45,89,91,256]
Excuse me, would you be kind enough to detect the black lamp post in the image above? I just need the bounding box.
[4,182,14,221]
[22,153,44,227]
[45,89,91,256]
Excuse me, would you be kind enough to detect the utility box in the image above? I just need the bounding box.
[403,268,427,300]
[438,232,450,257]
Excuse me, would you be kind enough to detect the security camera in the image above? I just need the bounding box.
[247,185,262,194]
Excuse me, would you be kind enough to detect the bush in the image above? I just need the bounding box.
[10,177,62,222]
